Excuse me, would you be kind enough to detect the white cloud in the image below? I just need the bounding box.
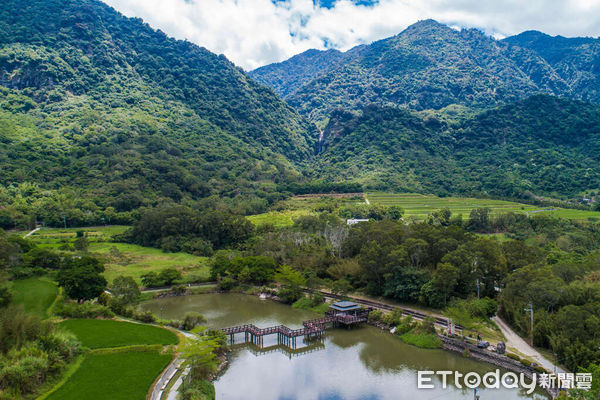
[102,0,600,70]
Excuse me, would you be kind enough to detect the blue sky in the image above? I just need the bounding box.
[103,0,600,70]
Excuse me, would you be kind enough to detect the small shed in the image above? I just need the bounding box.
[329,301,362,316]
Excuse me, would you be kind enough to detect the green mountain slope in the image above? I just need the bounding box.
[503,31,600,105]
[248,48,354,98]
[308,95,600,198]
[252,20,569,125]
[0,0,318,223]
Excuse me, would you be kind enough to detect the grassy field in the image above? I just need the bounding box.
[29,226,210,284]
[10,277,58,318]
[58,319,178,349]
[248,195,365,227]
[44,350,172,400]
[367,192,600,221]
[42,319,177,400]
[247,209,313,228]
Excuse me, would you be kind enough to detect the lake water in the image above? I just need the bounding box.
[140,294,548,400]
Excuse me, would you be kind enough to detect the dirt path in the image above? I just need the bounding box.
[492,316,564,373]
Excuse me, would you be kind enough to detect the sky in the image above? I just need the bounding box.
[102,0,600,71]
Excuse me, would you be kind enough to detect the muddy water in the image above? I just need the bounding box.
[140,294,548,400]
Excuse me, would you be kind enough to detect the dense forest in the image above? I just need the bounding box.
[1,3,600,231]
[308,96,600,198]
[0,0,318,229]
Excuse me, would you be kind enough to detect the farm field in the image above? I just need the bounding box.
[29,226,210,284]
[58,319,178,349]
[9,277,58,318]
[42,319,176,400]
[366,192,600,221]
[43,349,172,400]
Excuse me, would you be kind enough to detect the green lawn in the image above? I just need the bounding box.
[58,319,178,349]
[44,350,172,400]
[28,227,210,284]
[10,277,58,318]
[366,192,600,221]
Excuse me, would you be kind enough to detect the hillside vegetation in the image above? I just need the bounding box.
[252,19,600,127]
[308,96,600,198]
[0,0,318,228]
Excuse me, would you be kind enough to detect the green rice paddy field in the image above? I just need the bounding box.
[9,277,58,318]
[42,319,176,400]
[366,192,600,221]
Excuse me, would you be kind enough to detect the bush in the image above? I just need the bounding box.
[182,312,207,331]
[520,359,532,367]
[506,353,521,362]
[368,310,383,322]
[171,285,187,296]
[180,379,215,400]
[134,311,156,324]
[419,317,437,335]
[54,299,114,319]
[395,316,417,335]
[218,277,236,291]
[382,309,403,326]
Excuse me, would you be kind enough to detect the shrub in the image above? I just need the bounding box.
[419,317,437,335]
[218,277,236,291]
[368,310,383,322]
[54,299,114,319]
[134,311,156,324]
[506,353,521,362]
[521,359,532,367]
[182,312,206,331]
[171,285,187,296]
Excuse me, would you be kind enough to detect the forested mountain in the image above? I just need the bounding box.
[249,48,356,98]
[250,20,600,125]
[503,31,600,104]
[0,0,319,225]
[308,95,600,197]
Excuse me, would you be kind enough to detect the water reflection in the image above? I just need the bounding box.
[140,294,549,400]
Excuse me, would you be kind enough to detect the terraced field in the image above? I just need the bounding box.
[366,192,600,221]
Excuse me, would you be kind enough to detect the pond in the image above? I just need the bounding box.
[140,294,549,400]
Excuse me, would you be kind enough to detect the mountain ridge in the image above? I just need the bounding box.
[250,20,599,125]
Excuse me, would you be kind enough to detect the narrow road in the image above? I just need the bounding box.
[492,316,564,373]
[23,227,40,238]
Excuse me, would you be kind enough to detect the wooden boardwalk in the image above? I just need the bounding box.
[221,310,370,348]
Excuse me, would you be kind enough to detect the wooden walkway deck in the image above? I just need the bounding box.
[221,310,370,347]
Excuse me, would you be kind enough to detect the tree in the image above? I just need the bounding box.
[275,265,306,303]
[23,247,61,269]
[331,279,352,297]
[182,312,207,331]
[110,276,140,305]
[74,231,89,252]
[467,208,491,232]
[141,272,160,288]
[57,256,107,303]
[158,268,182,286]
[431,262,459,305]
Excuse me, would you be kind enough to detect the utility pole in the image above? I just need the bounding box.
[524,303,533,345]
